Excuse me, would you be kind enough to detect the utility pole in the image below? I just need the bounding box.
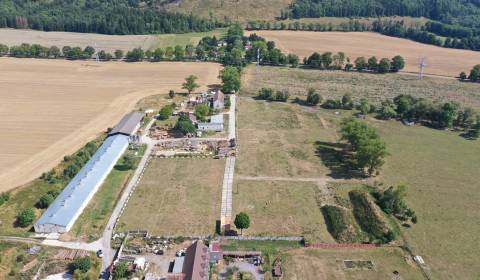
[256,47,260,66]
[418,57,427,79]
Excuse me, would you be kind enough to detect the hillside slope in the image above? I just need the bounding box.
[163,0,291,22]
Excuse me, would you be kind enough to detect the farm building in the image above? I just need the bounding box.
[198,114,224,131]
[109,111,144,137]
[34,112,143,233]
[167,240,209,280]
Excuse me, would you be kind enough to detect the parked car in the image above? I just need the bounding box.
[97,250,103,258]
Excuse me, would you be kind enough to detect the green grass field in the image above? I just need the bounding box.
[68,144,146,242]
[117,158,225,236]
[237,66,480,279]
[233,179,335,242]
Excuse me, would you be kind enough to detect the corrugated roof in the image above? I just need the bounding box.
[109,112,144,136]
[35,134,130,229]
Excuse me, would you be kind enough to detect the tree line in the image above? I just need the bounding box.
[459,65,480,83]
[247,19,480,52]
[305,51,405,73]
[287,0,480,30]
[0,0,222,34]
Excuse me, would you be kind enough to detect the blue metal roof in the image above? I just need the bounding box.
[35,134,129,229]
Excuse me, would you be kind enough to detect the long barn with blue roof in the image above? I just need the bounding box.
[34,112,143,233]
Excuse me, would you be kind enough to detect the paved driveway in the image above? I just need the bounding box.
[221,261,264,280]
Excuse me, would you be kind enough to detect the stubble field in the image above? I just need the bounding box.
[0,28,224,53]
[247,30,480,77]
[0,58,221,192]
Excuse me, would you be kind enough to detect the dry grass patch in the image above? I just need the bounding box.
[247,30,480,77]
[236,97,339,178]
[0,28,225,53]
[117,158,225,236]
[283,247,423,280]
[242,65,480,108]
[232,179,334,243]
[0,58,221,191]
[164,0,291,22]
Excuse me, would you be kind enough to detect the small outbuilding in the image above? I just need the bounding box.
[198,114,224,132]
[212,90,225,109]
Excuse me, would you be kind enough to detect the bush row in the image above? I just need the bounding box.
[349,190,396,244]
[321,205,365,243]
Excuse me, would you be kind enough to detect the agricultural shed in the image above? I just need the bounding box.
[109,111,144,137]
[34,134,129,233]
[198,114,224,132]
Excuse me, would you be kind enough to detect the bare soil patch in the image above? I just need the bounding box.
[248,30,480,77]
[0,58,221,191]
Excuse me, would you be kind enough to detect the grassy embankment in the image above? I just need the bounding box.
[0,136,105,237]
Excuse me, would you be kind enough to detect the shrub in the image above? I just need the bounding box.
[321,205,364,243]
[71,256,91,273]
[321,99,342,109]
[158,104,174,120]
[17,208,36,227]
[349,190,394,243]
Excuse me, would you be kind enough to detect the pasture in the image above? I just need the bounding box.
[247,30,480,77]
[236,97,336,178]
[283,247,424,280]
[238,64,480,278]
[232,179,334,242]
[0,28,225,53]
[242,65,480,108]
[0,58,221,192]
[116,158,225,236]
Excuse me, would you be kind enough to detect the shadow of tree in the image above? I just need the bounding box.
[314,141,365,179]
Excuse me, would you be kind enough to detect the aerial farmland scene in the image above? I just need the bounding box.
[0,1,479,280]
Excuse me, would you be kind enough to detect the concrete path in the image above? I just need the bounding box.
[221,156,235,227]
[101,117,156,273]
[42,238,102,252]
[228,94,236,141]
[221,261,264,280]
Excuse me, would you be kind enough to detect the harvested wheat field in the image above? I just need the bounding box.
[0,28,224,53]
[248,30,480,77]
[0,58,221,192]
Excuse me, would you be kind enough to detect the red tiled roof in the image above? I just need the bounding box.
[182,240,209,280]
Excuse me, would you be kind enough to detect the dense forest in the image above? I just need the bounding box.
[288,0,480,29]
[0,0,222,34]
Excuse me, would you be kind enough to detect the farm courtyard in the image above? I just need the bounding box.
[0,58,221,192]
[117,158,225,236]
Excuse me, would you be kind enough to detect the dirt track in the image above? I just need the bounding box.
[0,58,221,191]
[248,30,480,77]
